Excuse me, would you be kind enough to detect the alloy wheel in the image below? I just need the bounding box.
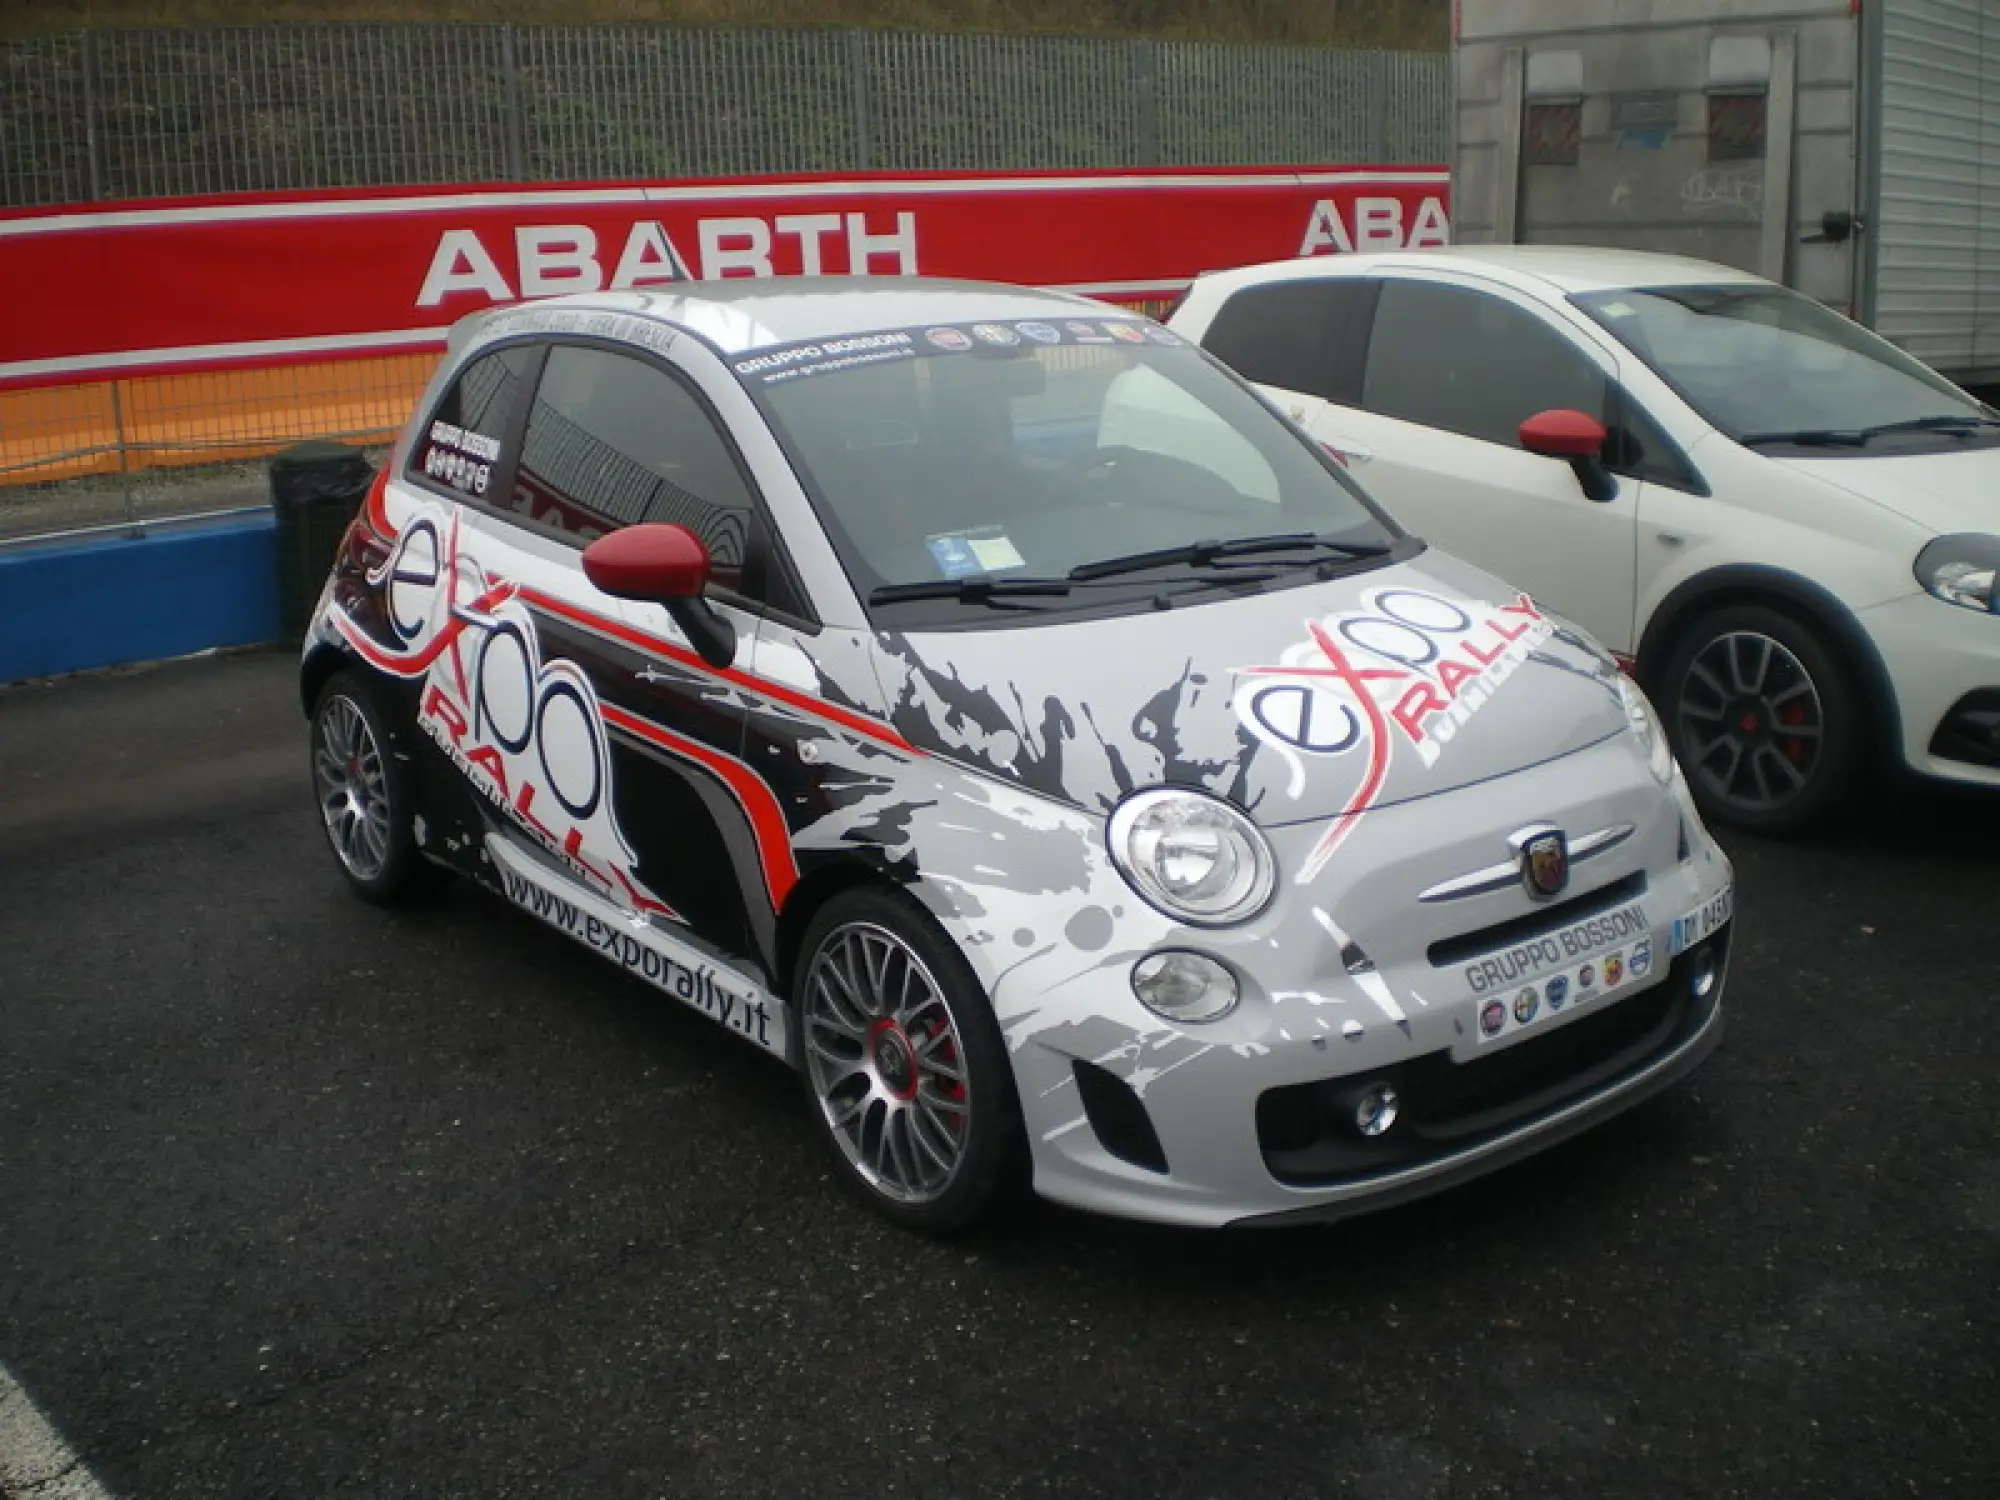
[312,695,393,881]
[1676,630,1825,813]
[801,922,971,1205]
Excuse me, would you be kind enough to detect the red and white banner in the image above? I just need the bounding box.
[0,166,1448,389]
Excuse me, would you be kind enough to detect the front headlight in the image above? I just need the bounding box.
[1618,675,1677,784]
[1915,534,2000,613]
[1106,788,1276,927]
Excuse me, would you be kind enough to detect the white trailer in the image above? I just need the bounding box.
[1453,0,2000,385]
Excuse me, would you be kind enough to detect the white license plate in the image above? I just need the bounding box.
[1671,884,1733,955]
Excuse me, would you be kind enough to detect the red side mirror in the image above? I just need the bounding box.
[581,524,710,602]
[1519,408,1609,459]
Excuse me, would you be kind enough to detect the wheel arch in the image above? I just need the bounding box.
[300,639,352,718]
[1635,565,1902,760]
[772,857,912,1002]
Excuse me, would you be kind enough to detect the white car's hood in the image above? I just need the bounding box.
[1775,444,2000,536]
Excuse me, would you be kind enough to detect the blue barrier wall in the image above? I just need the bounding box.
[0,513,280,684]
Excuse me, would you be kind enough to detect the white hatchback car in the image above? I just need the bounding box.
[1169,247,2000,833]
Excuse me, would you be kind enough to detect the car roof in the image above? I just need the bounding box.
[1196,244,1772,298]
[465,277,1118,356]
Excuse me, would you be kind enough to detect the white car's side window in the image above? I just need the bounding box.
[1099,364,1281,503]
[1362,281,1609,447]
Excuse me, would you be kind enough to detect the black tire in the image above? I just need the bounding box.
[1655,603,1867,836]
[308,668,450,905]
[793,886,1027,1234]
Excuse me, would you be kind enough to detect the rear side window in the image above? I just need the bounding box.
[512,345,755,587]
[411,344,536,500]
[1200,279,1376,404]
[1362,281,1609,447]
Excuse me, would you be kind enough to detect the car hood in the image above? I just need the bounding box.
[863,548,1632,829]
[1774,443,2000,535]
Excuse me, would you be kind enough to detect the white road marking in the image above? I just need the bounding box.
[0,1364,114,1500]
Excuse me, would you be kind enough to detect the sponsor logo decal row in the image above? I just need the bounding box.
[1478,933,1656,1045]
[730,320,1181,385]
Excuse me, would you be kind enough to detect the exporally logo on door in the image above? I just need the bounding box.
[330,503,676,922]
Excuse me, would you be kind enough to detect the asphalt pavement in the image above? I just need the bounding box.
[1,648,1994,1500]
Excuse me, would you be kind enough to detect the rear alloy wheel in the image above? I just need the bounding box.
[796,889,1024,1233]
[310,670,448,904]
[1659,604,1864,835]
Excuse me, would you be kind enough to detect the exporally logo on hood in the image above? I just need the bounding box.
[1232,588,1553,882]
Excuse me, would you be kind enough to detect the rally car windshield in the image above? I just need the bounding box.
[734,319,1399,619]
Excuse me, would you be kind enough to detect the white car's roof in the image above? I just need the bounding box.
[467,278,1117,357]
[1197,244,1771,297]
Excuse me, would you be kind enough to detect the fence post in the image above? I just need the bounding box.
[501,24,527,181]
[80,29,105,202]
[1132,39,1159,166]
[848,30,872,172]
[1369,51,1390,163]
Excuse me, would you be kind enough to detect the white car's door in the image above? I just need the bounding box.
[1301,274,1643,655]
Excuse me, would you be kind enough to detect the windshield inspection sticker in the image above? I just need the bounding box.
[928,529,1026,578]
[1233,588,1556,883]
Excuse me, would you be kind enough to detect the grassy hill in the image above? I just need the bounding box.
[5,1,1449,49]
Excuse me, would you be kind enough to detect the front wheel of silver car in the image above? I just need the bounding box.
[310,669,448,905]
[795,889,1026,1233]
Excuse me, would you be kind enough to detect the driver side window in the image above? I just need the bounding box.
[1362,281,1609,447]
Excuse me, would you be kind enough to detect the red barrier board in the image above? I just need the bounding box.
[0,166,1449,389]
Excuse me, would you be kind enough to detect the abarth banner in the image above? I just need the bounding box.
[0,166,1448,389]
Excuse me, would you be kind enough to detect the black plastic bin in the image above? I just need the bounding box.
[270,440,376,644]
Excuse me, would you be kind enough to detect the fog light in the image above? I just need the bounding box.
[1353,1081,1400,1137]
[1691,944,1720,1000]
[1131,950,1239,1023]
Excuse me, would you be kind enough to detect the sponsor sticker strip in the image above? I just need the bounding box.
[1477,929,1658,1047]
[729,319,1181,386]
[489,835,787,1058]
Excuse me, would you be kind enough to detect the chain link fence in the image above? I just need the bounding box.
[0,25,1449,534]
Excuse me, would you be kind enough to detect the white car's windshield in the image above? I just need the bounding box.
[733,319,1396,614]
[1575,284,1986,444]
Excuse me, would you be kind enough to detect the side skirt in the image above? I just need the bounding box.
[485,833,790,1062]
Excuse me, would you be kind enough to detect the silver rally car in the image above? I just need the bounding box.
[302,278,1735,1231]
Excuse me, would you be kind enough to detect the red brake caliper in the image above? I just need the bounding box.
[1778,700,1812,763]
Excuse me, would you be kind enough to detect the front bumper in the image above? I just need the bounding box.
[1859,591,2000,787]
[994,731,1734,1229]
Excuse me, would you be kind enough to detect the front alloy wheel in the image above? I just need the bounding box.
[795,890,1024,1232]
[1661,604,1863,834]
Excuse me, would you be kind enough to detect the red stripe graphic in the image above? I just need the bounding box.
[521,587,918,755]
[601,702,802,910]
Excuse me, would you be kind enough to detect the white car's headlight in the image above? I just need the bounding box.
[1618,675,1677,784]
[1915,534,2000,613]
[1106,788,1276,927]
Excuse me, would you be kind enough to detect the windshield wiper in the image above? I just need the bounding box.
[1741,413,2000,449]
[1857,413,2000,438]
[1067,532,1391,582]
[868,575,1072,606]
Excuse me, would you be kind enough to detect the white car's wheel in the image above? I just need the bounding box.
[795,888,1025,1233]
[1659,604,1866,835]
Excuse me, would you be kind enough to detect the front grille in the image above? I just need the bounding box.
[1257,928,1727,1187]
[1427,870,1647,969]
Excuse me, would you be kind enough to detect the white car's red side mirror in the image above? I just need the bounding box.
[1520,408,1618,503]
